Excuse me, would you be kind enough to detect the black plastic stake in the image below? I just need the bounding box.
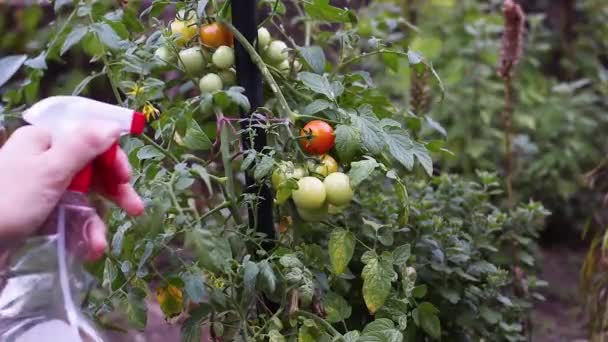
[231,0,275,246]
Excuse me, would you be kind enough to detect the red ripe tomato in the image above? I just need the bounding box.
[199,23,234,48]
[299,120,335,155]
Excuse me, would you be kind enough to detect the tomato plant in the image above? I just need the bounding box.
[0,0,554,341]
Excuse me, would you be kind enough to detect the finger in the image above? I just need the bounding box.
[84,214,107,261]
[106,183,145,216]
[114,148,132,184]
[45,121,121,178]
[2,126,52,154]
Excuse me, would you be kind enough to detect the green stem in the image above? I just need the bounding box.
[168,172,185,217]
[86,0,123,106]
[295,310,341,337]
[140,134,180,164]
[219,115,244,225]
[199,201,231,221]
[292,1,311,46]
[334,49,409,75]
[259,0,282,27]
[294,114,341,124]
[218,19,296,121]
[48,8,77,52]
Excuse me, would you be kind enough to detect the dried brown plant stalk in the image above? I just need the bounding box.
[499,0,525,205]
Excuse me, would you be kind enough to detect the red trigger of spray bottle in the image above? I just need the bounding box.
[23,95,145,195]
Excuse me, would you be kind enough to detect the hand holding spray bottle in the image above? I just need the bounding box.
[0,96,145,342]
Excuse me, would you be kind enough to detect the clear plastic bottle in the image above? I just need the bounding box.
[0,191,105,342]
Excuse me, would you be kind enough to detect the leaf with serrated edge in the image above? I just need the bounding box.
[362,258,393,314]
[329,229,356,275]
[335,124,360,163]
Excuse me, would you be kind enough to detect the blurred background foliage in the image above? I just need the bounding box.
[356,0,608,244]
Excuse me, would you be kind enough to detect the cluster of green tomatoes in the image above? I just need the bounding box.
[153,10,298,95]
[272,120,355,222]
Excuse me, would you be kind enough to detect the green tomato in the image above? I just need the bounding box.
[179,47,205,74]
[357,18,373,37]
[323,172,353,206]
[199,73,223,93]
[307,155,339,177]
[212,45,235,69]
[257,27,271,49]
[292,176,326,210]
[297,202,328,222]
[293,59,302,72]
[218,69,237,87]
[154,46,173,65]
[271,161,306,190]
[278,59,290,75]
[266,40,288,64]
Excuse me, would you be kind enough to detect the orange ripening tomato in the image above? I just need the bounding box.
[299,120,336,155]
[199,23,234,48]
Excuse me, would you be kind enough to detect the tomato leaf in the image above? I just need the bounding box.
[226,87,251,111]
[412,284,427,298]
[413,302,441,339]
[349,158,379,187]
[181,304,212,342]
[393,244,411,265]
[298,45,326,74]
[343,331,360,342]
[303,0,356,24]
[325,292,352,323]
[24,52,47,70]
[137,145,165,161]
[182,273,206,303]
[301,99,332,115]
[385,129,433,176]
[334,124,360,163]
[125,287,147,330]
[61,26,88,56]
[362,257,394,314]
[91,22,124,50]
[102,258,117,290]
[183,121,212,150]
[54,0,73,12]
[242,260,259,306]
[360,318,403,342]
[258,260,277,294]
[156,284,184,317]
[254,154,275,181]
[276,178,298,204]
[479,305,502,325]
[351,106,385,155]
[298,72,335,100]
[0,55,27,88]
[329,229,356,274]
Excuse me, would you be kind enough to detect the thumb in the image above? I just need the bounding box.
[46,121,122,179]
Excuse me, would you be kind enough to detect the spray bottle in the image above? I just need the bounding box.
[0,96,145,341]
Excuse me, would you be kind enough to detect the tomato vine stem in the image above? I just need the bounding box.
[295,310,341,337]
[218,19,296,122]
[218,111,244,225]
